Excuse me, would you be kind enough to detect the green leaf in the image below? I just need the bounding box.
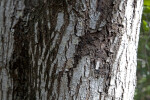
[145,44,150,50]
[144,0,150,6]
[139,77,146,84]
[143,20,150,32]
[143,6,150,13]
[147,85,150,91]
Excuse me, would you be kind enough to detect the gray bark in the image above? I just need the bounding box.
[0,0,143,100]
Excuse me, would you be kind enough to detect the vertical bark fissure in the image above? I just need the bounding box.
[9,19,30,100]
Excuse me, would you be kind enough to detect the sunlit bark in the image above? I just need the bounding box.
[0,0,143,100]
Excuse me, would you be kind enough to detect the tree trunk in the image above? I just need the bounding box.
[0,0,143,100]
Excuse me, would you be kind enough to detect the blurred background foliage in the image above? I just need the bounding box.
[135,0,150,100]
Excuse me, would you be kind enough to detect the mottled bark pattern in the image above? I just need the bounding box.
[0,0,143,100]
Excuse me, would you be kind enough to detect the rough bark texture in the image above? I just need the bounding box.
[0,0,143,100]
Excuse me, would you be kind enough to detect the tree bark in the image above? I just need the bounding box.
[0,0,143,100]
